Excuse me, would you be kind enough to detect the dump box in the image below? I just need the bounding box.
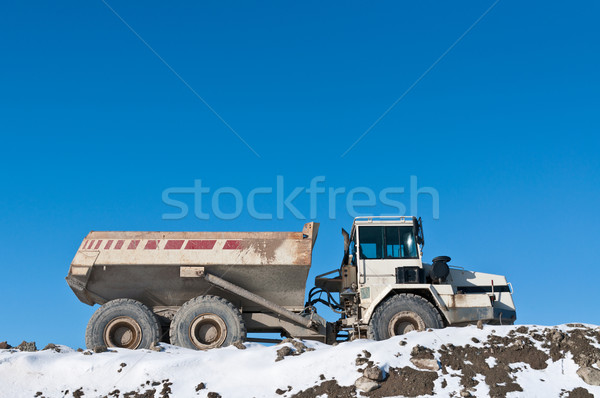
[66,223,319,314]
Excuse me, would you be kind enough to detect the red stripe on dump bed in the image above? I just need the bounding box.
[87,240,95,249]
[144,240,160,250]
[185,240,216,250]
[114,240,124,249]
[104,240,113,250]
[223,240,242,250]
[165,240,184,250]
[94,240,103,250]
[128,240,140,250]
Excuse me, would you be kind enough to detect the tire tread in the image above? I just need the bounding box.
[367,293,443,340]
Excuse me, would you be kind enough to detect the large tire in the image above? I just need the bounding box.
[170,295,246,350]
[368,293,443,340]
[86,299,161,350]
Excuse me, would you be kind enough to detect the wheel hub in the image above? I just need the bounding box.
[103,316,143,349]
[388,311,426,336]
[189,313,227,349]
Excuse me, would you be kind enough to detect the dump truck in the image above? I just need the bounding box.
[66,216,517,350]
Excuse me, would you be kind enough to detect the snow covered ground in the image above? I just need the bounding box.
[1,324,599,398]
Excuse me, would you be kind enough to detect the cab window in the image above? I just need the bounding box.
[359,226,418,259]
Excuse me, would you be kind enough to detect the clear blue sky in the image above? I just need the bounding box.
[1,1,599,348]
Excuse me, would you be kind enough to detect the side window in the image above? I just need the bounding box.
[358,226,384,259]
[385,226,400,258]
[349,239,357,265]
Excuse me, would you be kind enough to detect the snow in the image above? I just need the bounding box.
[485,356,497,368]
[0,325,599,398]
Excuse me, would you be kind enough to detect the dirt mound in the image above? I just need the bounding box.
[293,325,600,398]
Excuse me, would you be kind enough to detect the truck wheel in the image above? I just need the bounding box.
[170,295,246,350]
[86,299,161,350]
[368,293,443,340]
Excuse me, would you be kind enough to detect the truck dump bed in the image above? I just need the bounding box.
[66,223,318,312]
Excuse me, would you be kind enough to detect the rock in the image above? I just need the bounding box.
[275,388,286,395]
[93,345,108,353]
[149,342,162,352]
[410,358,440,371]
[17,341,37,352]
[83,350,92,355]
[460,390,472,397]
[362,350,371,358]
[399,340,407,346]
[195,383,205,391]
[233,341,246,350]
[471,337,480,344]
[276,346,293,361]
[477,320,483,330]
[363,365,384,381]
[354,376,380,392]
[207,393,221,398]
[0,341,11,349]
[577,366,600,386]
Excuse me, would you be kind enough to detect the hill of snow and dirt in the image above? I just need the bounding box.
[1,324,599,398]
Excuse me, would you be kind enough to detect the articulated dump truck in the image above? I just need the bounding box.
[66,216,517,350]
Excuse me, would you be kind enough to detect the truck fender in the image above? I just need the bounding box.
[362,285,450,325]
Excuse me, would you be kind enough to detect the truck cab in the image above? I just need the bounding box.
[313,216,517,340]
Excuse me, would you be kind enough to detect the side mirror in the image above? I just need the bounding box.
[412,217,425,246]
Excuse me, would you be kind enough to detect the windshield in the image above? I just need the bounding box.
[358,225,418,259]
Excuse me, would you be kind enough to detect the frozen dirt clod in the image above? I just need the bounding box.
[42,343,61,352]
[291,340,307,354]
[276,346,293,361]
[93,345,108,353]
[410,344,434,360]
[291,380,356,398]
[565,387,595,398]
[355,356,369,366]
[17,341,37,352]
[366,366,437,398]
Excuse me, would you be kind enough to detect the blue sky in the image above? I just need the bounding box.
[1,1,599,348]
